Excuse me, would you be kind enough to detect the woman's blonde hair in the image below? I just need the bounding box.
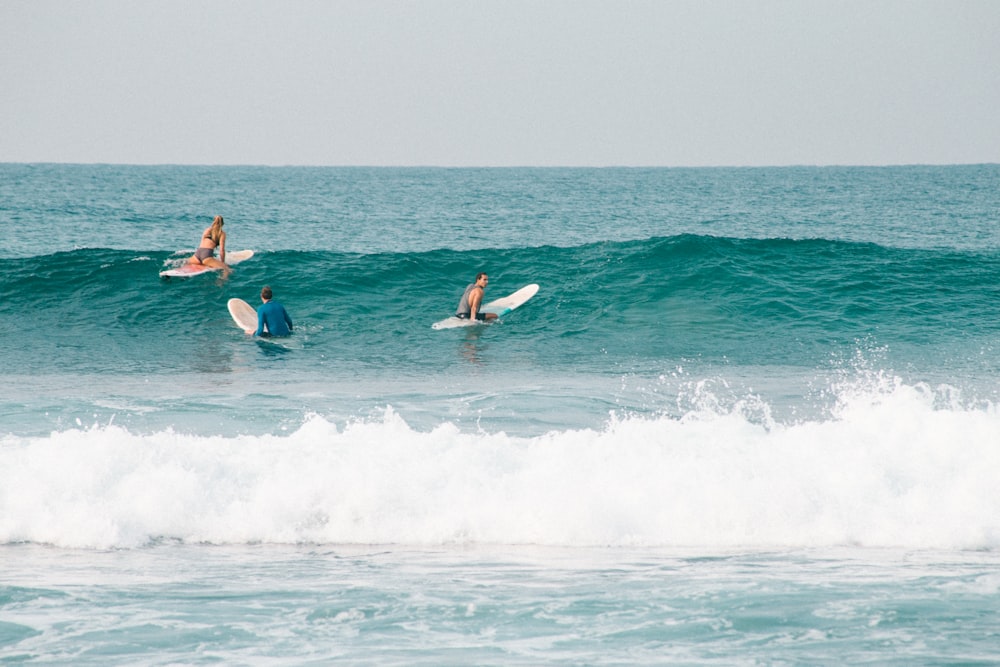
[207,215,224,244]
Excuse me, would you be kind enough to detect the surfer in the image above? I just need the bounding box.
[456,272,498,322]
[187,215,228,274]
[254,286,293,337]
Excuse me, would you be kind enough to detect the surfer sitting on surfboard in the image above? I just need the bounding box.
[456,272,498,322]
[187,215,229,274]
[254,285,293,337]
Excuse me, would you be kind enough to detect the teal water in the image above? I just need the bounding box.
[2,164,1000,664]
[3,544,998,666]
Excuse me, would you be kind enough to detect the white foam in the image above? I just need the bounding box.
[2,377,998,550]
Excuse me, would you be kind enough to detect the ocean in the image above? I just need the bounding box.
[1,163,999,664]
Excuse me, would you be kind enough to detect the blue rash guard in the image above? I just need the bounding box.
[255,300,293,337]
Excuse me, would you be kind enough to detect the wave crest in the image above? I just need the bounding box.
[3,380,997,551]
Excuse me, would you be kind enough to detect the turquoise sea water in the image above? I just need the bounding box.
[2,164,1000,664]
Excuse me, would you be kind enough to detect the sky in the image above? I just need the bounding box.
[2,0,998,167]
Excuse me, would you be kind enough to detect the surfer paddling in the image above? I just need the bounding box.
[455,272,498,322]
[187,215,229,275]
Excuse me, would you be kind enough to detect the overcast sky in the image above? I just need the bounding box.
[2,0,998,167]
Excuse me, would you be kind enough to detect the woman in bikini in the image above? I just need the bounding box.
[187,215,228,272]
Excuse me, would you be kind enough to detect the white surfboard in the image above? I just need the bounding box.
[432,283,539,330]
[230,297,302,348]
[160,249,254,278]
[228,297,257,333]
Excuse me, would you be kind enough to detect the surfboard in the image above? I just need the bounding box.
[432,283,539,330]
[159,249,254,278]
[227,297,257,334]
[230,297,302,348]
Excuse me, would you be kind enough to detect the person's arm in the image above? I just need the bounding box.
[254,307,264,336]
[468,287,482,320]
[284,307,293,332]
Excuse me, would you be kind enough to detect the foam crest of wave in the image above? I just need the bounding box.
[2,379,997,551]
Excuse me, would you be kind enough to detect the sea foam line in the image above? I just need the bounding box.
[1,379,998,550]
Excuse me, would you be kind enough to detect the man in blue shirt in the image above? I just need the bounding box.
[255,285,293,337]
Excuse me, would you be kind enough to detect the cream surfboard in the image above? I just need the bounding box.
[227,297,258,333]
[229,297,301,349]
[432,284,539,330]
